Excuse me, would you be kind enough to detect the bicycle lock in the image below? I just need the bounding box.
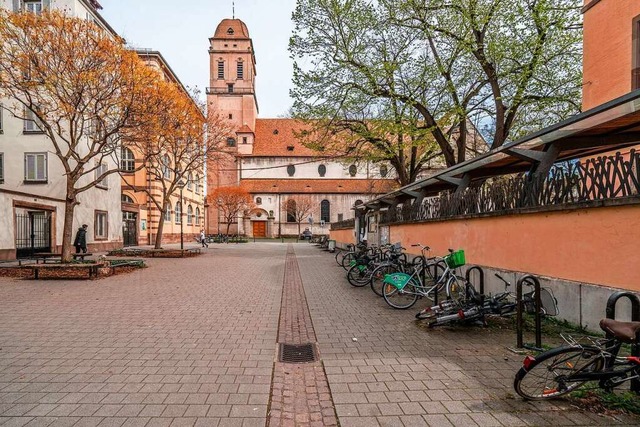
[516,275,543,351]
[605,291,640,394]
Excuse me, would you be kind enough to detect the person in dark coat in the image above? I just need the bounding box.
[73,224,88,253]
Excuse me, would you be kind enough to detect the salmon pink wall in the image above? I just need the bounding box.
[387,204,640,291]
[330,228,356,247]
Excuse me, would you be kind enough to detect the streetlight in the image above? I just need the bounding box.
[177,179,186,250]
[217,198,222,236]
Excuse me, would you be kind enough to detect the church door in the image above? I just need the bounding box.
[252,221,266,238]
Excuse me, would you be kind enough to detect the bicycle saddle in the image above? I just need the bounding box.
[599,318,640,343]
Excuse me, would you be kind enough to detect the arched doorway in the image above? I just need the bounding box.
[250,208,269,238]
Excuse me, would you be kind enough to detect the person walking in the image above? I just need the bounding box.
[73,224,88,253]
[200,229,209,248]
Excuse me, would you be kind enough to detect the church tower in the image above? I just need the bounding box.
[206,18,258,233]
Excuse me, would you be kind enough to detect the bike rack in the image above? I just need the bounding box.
[516,275,543,350]
[426,262,446,306]
[465,266,485,304]
[605,291,640,394]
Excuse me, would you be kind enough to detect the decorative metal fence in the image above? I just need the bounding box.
[381,150,640,224]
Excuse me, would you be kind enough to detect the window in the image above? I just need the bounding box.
[23,108,42,133]
[0,153,3,184]
[380,164,388,178]
[121,147,135,172]
[24,153,47,182]
[187,205,193,225]
[354,199,363,208]
[348,164,357,177]
[320,200,330,223]
[286,199,296,223]
[95,163,108,188]
[229,114,233,119]
[187,173,193,190]
[165,202,172,222]
[227,84,234,93]
[218,61,224,79]
[175,202,182,223]
[162,154,171,179]
[237,61,244,79]
[195,174,201,194]
[24,0,43,14]
[227,137,236,147]
[318,164,326,177]
[287,165,295,176]
[337,213,344,222]
[195,207,201,225]
[242,137,247,144]
[256,197,262,205]
[633,15,640,89]
[286,145,294,152]
[121,194,134,203]
[95,211,108,240]
[227,27,234,35]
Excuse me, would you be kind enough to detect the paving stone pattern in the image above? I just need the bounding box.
[0,243,638,427]
[266,246,337,427]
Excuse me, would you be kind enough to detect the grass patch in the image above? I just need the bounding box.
[569,387,640,415]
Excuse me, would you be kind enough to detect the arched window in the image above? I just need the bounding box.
[175,202,182,223]
[354,199,363,207]
[320,200,330,223]
[121,147,135,172]
[165,202,172,222]
[237,60,244,80]
[227,137,236,147]
[287,164,296,177]
[256,197,262,205]
[348,164,357,177]
[195,174,201,194]
[162,154,171,179]
[286,199,296,223]
[187,205,193,225]
[318,164,326,177]
[187,173,193,190]
[195,207,201,225]
[121,194,134,204]
[380,164,388,178]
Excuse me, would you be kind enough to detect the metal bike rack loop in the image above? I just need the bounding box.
[516,275,543,350]
[605,291,640,393]
[465,266,485,304]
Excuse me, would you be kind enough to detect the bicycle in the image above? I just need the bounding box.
[369,244,422,297]
[514,318,640,400]
[381,247,465,310]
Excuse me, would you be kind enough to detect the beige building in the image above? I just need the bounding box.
[0,0,123,259]
[206,19,397,238]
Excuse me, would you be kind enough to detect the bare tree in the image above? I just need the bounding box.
[209,186,253,238]
[286,195,315,238]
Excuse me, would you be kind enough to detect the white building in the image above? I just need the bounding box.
[0,0,123,259]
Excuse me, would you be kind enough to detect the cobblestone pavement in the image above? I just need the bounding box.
[0,243,638,427]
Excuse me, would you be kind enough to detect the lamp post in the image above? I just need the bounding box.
[177,179,186,250]
[217,198,222,236]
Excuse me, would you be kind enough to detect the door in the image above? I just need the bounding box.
[122,212,138,246]
[252,221,266,238]
[15,211,51,258]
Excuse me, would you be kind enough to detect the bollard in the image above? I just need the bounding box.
[516,275,542,350]
[605,291,640,394]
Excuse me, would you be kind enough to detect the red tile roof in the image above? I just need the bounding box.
[252,119,318,157]
[237,125,254,134]
[213,19,250,39]
[241,179,397,194]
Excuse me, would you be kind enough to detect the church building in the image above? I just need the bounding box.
[206,19,396,238]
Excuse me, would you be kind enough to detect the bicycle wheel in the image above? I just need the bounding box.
[347,264,372,287]
[514,346,604,400]
[335,250,344,266]
[445,275,467,305]
[341,252,356,270]
[370,264,398,297]
[383,280,419,309]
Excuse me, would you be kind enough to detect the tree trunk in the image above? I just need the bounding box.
[60,196,77,263]
[154,202,166,249]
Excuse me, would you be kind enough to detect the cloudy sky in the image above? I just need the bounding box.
[101,0,297,117]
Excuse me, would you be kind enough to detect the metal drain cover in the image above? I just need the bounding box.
[279,343,317,363]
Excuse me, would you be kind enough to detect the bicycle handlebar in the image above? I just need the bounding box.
[494,273,511,287]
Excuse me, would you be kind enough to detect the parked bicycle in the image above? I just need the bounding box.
[514,318,640,400]
[381,247,465,310]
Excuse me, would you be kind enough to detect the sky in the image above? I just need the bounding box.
[100,0,297,118]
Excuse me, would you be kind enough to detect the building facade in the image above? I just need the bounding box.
[206,19,397,238]
[0,0,123,259]
[120,51,206,246]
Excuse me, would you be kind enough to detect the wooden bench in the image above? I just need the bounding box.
[28,263,99,279]
[32,253,93,263]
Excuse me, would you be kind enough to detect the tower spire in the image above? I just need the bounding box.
[232,2,235,19]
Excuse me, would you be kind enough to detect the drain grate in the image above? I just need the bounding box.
[279,343,317,363]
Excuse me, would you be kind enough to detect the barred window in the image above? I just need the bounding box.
[237,61,244,79]
[217,61,224,79]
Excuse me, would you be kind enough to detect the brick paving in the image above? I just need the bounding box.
[267,247,336,427]
[0,242,638,426]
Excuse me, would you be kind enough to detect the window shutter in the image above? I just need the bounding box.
[43,0,51,10]
[12,0,22,12]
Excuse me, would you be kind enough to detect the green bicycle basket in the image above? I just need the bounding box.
[445,250,465,268]
[383,272,412,290]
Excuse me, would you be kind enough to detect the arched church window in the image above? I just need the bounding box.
[380,164,388,177]
[318,164,326,177]
[348,164,357,177]
[287,165,295,176]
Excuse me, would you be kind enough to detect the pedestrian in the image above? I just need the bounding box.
[200,229,208,248]
[73,224,88,253]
